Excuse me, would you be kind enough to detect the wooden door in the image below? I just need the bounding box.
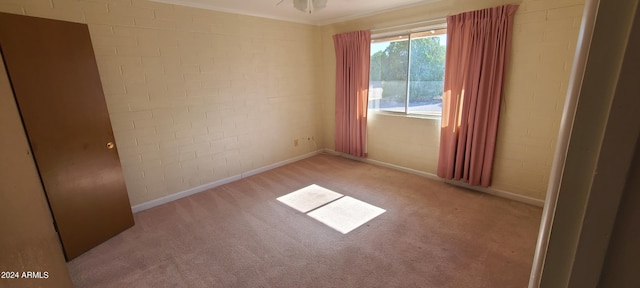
[0,13,134,260]
[0,51,73,287]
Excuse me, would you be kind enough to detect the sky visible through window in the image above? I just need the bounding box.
[369,33,447,116]
[371,34,446,55]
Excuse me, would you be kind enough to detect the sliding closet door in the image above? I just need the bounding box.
[0,13,134,260]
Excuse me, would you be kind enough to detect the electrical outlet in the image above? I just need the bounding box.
[293,139,299,147]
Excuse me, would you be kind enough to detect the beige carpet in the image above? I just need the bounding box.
[277,184,343,213]
[277,184,386,234]
[306,195,386,234]
[68,154,542,288]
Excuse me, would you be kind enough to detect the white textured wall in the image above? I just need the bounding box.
[321,0,585,201]
[0,0,323,205]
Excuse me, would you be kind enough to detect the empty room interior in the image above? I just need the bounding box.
[1,0,638,287]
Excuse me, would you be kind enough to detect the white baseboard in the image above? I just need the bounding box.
[240,150,321,178]
[323,149,544,207]
[132,148,543,213]
[131,175,241,213]
[131,150,324,213]
[442,180,545,207]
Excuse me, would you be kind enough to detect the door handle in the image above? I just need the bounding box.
[106,142,115,149]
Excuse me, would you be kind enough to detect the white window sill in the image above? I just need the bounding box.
[368,110,442,121]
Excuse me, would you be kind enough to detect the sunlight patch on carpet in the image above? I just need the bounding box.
[307,196,386,234]
[276,184,343,213]
[277,185,385,234]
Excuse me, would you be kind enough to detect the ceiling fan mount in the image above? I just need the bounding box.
[277,0,327,14]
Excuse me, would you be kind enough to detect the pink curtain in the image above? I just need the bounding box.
[333,30,371,158]
[437,5,518,186]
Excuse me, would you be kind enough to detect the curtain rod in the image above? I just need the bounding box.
[370,17,446,33]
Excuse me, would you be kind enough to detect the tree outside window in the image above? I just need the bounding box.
[369,29,446,116]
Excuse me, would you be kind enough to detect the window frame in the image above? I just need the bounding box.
[369,23,447,118]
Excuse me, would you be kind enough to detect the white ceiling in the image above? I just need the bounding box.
[151,0,439,26]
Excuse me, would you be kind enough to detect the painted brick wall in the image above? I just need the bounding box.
[0,0,323,205]
[321,0,585,201]
[493,1,584,199]
[0,0,585,204]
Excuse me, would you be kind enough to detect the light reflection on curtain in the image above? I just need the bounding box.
[438,5,518,186]
[333,30,371,158]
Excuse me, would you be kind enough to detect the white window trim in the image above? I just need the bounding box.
[369,22,447,118]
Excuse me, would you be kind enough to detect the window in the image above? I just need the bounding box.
[369,27,447,116]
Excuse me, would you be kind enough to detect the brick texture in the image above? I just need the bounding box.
[323,0,585,201]
[0,0,585,204]
[0,0,323,205]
